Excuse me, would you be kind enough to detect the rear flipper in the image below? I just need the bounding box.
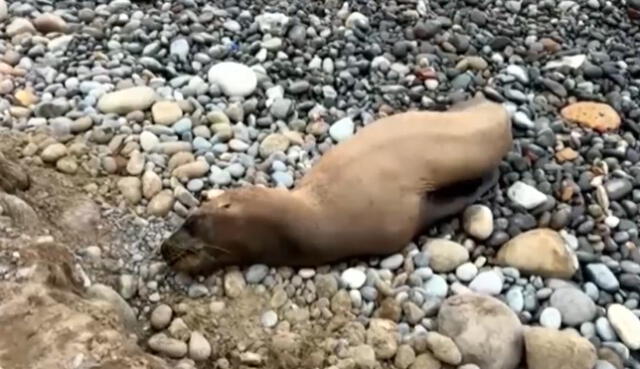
[418,168,499,233]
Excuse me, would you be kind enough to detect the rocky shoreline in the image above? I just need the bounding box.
[2,0,640,368]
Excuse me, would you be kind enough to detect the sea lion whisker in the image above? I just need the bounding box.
[205,244,231,255]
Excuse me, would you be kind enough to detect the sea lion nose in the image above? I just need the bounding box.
[160,236,176,263]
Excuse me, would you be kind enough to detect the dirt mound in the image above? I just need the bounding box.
[0,131,170,369]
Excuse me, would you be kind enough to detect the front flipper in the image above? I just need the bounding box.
[417,168,500,233]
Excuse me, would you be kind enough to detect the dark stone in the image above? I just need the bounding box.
[469,9,487,25]
[414,21,440,40]
[542,78,568,97]
[490,36,511,51]
[605,178,633,200]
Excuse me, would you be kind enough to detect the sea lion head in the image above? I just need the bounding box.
[160,187,295,275]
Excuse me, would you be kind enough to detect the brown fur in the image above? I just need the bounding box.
[160,96,513,275]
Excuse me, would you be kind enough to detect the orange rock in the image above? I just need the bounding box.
[561,102,621,132]
[15,89,39,106]
[540,38,562,53]
[555,147,579,162]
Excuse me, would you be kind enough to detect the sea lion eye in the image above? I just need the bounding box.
[182,216,198,234]
[220,202,231,209]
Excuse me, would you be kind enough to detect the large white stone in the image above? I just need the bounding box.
[97,86,157,114]
[207,62,258,97]
[507,181,547,209]
[608,304,640,350]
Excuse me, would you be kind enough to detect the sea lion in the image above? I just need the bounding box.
[160,96,513,275]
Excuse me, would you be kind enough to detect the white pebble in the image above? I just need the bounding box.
[341,268,367,289]
[507,181,547,209]
[329,117,355,142]
[261,310,278,328]
[455,262,478,282]
[188,332,212,361]
[539,307,562,329]
[469,270,503,295]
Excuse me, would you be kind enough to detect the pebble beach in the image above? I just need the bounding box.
[2,0,640,368]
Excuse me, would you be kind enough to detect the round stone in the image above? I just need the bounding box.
[341,268,367,289]
[549,287,596,326]
[245,264,269,283]
[463,204,494,240]
[455,262,478,282]
[539,307,562,329]
[469,270,503,295]
[208,62,258,97]
[261,310,278,328]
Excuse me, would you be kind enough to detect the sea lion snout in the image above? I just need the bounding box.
[160,214,224,274]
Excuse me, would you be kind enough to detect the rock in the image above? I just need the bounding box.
[86,283,137,329]
[560,102,621,132]
[208,62,257,97]
[607,304,640,350]
[151,304,173,330]
[395,345,416,369]
[15,89,38,107]
[147,190,174,217]
[539,307,562,329]
[462,205,493,240]
[152,101,183,125]
[224,270,246,298]
[56,156,78,174]
[188,332,211,361]
[97,86,157,114]
[424,239,469,272]
[605,179,633,201]
[468,270,503,295]
[437,293,523,369]
[173,161,210,180]
[424,275,448,299]
[329,117,355,142]
[168,318,190,341]
[261,310,278,327]
[33,13,68,33]
[507,181,547,209]
[118,274,137,299]
[142,170,163,199]
[246,264,269,283]
[117,177,142,205]
[524,327,597,369]
[148,333,188,358]
[40,143,68,163]
[259,133,290,158]
[350,344,376,369]
[341,268,367,289]
[126,151,145,175]
[0,0,6,21]
[346,12,369,28]
[495,229,578,279]
[410,352,441,369]
[7,18,36,36]
[456,262,478,282]
[380,254,404,270]
[595,317,617,341]
[426,332,462,365]
[366,319,398,359]
[555,147,579,162]
[140,131,160,152]
[585,263,620,292]
[549,287,596,326]
[595,361,617,369]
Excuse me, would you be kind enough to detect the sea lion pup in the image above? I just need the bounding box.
[161,96,513,275]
